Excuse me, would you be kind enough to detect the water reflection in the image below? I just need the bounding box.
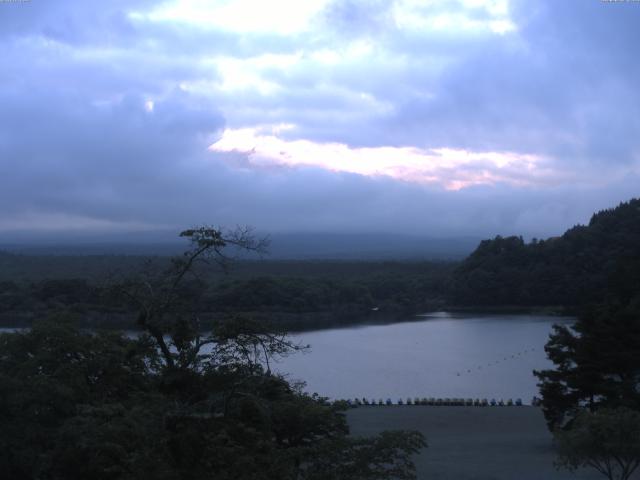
[1,313,572,404]
[275,313,573,402]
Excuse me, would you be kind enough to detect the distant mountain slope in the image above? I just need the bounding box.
[450,198,640,307]
[267,233,479,260]
[1,233,479,260]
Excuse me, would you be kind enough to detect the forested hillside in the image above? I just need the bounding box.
[0,228,426,479]
[3,199,640,328]
[450,198,640,308]
[0,257,452,331]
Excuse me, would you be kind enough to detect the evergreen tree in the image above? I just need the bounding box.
[535,299,640,429]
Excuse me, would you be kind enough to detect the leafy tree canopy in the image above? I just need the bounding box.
[534,298,640,430]
[451,198,640,307]
[0,226,426,480]
[555,407,640,480]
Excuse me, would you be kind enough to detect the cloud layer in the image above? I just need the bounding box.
[1,0,639,240]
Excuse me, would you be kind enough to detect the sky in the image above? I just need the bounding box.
[1,0,639,241]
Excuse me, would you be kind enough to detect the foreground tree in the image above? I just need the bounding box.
[1,226,426,479]
[114,225,272,371]
[555,407,640,480]
[534,299,640,429]
[535,288,640,479]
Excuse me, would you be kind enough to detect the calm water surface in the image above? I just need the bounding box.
[1,312,572,403]
[273,312,573,403]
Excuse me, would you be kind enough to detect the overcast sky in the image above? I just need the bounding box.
[1,0,639,241]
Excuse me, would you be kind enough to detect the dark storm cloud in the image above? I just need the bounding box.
[0,0,639,240]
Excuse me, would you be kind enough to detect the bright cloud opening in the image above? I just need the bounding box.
[393,0,516,35]
[137,0,331,34]
[210,127,552,190]
[135,0,517,36]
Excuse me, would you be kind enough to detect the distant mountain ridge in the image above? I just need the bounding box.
[1,233,480,260]
[451,198,640,307]
[266,233,479,260]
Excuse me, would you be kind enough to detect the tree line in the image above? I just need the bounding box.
[0,260,452,331]
[450,198,640,308]
[0,227,426,480]
[2,199,640,479]
[446,199,640,479]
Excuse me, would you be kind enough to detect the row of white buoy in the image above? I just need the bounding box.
[455,347,538,376]
[341,397,526,407]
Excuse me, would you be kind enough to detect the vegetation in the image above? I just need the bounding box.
[534,299,640,430]
[0,319,425,480]
[3,198,640,478]
[0,254,452,331]
[518,201,640,477]
[534,288,640,478]
[554,407,640,480]
[3,198,639,332]
[0,226,426,479]
[451,198,640,309]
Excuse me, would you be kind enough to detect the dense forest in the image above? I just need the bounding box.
[527,203,640,465]
[0,256,452,331]
[0,228,426,479]
[2,199,640,331]
[450,198,640,309]
[441,199,640,478]
[2,200,640,479]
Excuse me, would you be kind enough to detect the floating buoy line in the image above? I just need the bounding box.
[453,347,537,377]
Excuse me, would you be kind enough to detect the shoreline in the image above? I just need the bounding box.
[0,306,575,334]
[441,305,575,316]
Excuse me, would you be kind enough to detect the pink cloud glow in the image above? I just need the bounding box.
[210,127,557,190]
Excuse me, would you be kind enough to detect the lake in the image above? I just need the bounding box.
[0,312,572,405]
[273,312,573,404]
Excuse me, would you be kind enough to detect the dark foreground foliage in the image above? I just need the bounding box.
[535,299,640,430]
[1,226,425,480]
[529,203,640,479]
[554,407,640,480]
[0,319,425,480]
